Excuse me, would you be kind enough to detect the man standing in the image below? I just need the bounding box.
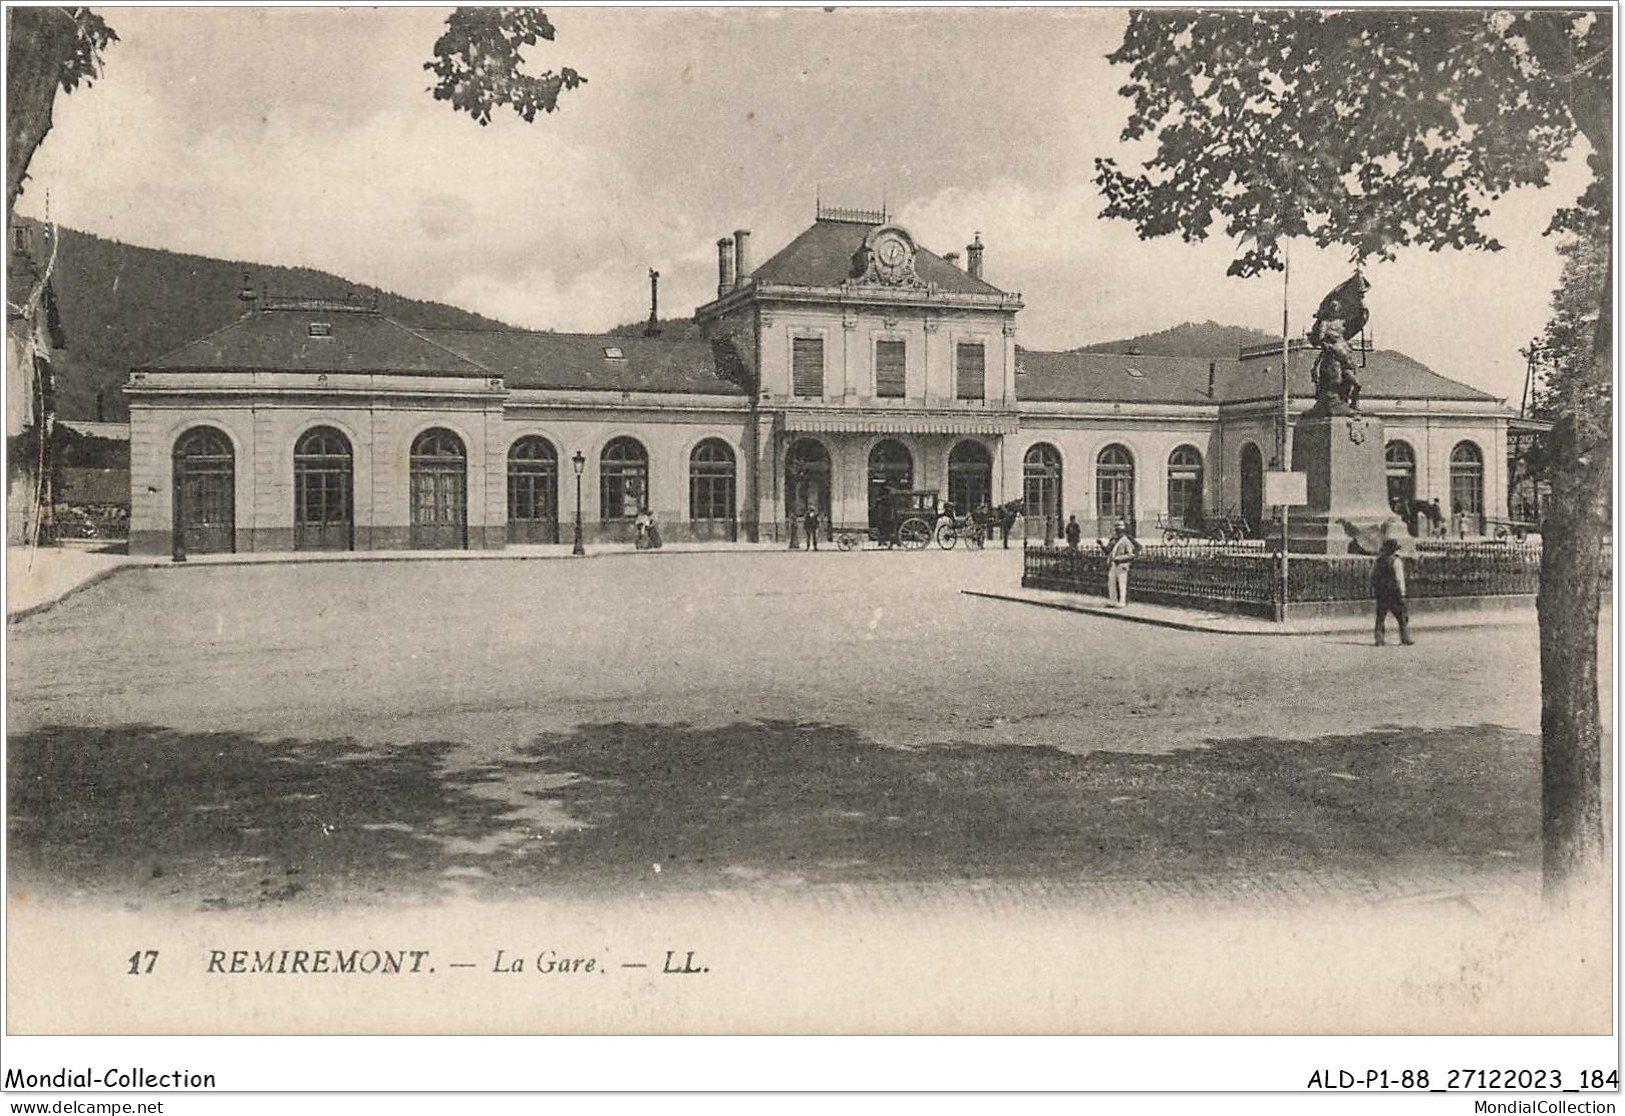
[803,505,820,551]
[1064,514,1081,550]
[1371,538,1413,646]
[1098,519,1138,608]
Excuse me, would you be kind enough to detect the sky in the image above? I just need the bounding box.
[17,5,1600,407]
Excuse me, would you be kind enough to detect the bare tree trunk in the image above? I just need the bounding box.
[1539,257,1613,901]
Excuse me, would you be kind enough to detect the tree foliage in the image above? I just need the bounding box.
[1533,214,1611,440]
[425,7,585,126]
[1095,10,1609,276]
[6,7,117,215]
[1095,9,1613,898]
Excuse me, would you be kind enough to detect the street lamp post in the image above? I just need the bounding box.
[571,451,586,556]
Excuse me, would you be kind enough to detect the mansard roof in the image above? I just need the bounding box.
[1016,347,1502,406]
[749,218,1008,296]
[138,305,490,377]
[417,329,746,395]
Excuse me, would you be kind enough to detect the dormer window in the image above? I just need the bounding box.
[1124,366,1145,379]
[308,322,332,338]
[603,346,625,360]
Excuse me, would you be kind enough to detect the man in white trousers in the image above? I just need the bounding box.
[1099,519,1138,607]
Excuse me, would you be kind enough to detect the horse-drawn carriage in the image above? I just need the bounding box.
[1153,507,1254,544]
[832,491,1017,551]
[835,489,941,551]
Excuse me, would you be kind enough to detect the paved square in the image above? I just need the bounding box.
[5,548,1597,909]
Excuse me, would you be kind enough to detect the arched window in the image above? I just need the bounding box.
[1096,444,1135,529]
[947,440,993,516]
[867,440,914,527]
[690,439,736,522]
[508,436,558,544]
[1166,445,1203,529]
[410,428,466,549]
[1450,441,1484,526]
[1385,440,1417,512]
[173,426,235,555]
[294,426,353,551]
[1023,443,1062,527]
[600,437,648,521]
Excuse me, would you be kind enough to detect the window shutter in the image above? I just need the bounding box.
[956,342,985,400]
[792,337,824,398]
[875,340,906,397]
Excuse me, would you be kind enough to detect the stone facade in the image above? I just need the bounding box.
[124,213,1513,555]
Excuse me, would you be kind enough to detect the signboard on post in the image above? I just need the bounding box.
[1265,470,1308,507]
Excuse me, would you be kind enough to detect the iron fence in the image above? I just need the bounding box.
[1022,538,1596,617]
[1024,545,1274,616]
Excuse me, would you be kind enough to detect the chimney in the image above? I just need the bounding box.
[238,272,257,303]
[1208,361,1216,399]
[644,269,661,338]
[966,233,984,281]
[733,229,752,289]
[944,251,960,270]
[716,237,735,297]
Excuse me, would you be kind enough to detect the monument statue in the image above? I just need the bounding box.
[1308,273,1370,410]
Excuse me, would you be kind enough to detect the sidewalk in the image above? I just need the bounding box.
[963,583,1538,636]
[6,543,144,622]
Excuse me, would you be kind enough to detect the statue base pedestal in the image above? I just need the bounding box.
[1286,399,1395,555]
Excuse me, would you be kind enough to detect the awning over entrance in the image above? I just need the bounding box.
[778,409,1018,436]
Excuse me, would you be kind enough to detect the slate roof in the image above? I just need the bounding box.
[415,329,746,396]
[139,307,490,377]
[748,218,1008,297]
[136,304,1499,408]
[1016,348,1502,406]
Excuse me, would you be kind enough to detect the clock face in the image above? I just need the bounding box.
[877,236,907,267]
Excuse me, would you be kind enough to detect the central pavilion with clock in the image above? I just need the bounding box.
[123,202,1513,555]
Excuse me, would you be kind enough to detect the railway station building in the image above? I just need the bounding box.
[125,205,1512,555]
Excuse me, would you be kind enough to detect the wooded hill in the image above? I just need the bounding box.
[1074,320,1277,358]
[24,222,517,422]
[26,220,1284,423]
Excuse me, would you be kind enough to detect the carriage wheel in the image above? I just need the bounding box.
[837,532,859,552]
[935,521,958,550]
[898,517,932,550]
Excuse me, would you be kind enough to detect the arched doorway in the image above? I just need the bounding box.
[690,438,737,541]
[1095,444,1136,533]
[600,437,649,527]
[1167,445,1204,531]
[410,428,467,550]
[507,436,559,544]
[173,426,235,555]
[1450,441,1484,534]
[1240,442,1264,536]
[294,426,353,551]
[947,440,992,516]
[1385,440,1417,513]
[1023,443,1062,538]
[867,439,914,528]
[785,438,831,535]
